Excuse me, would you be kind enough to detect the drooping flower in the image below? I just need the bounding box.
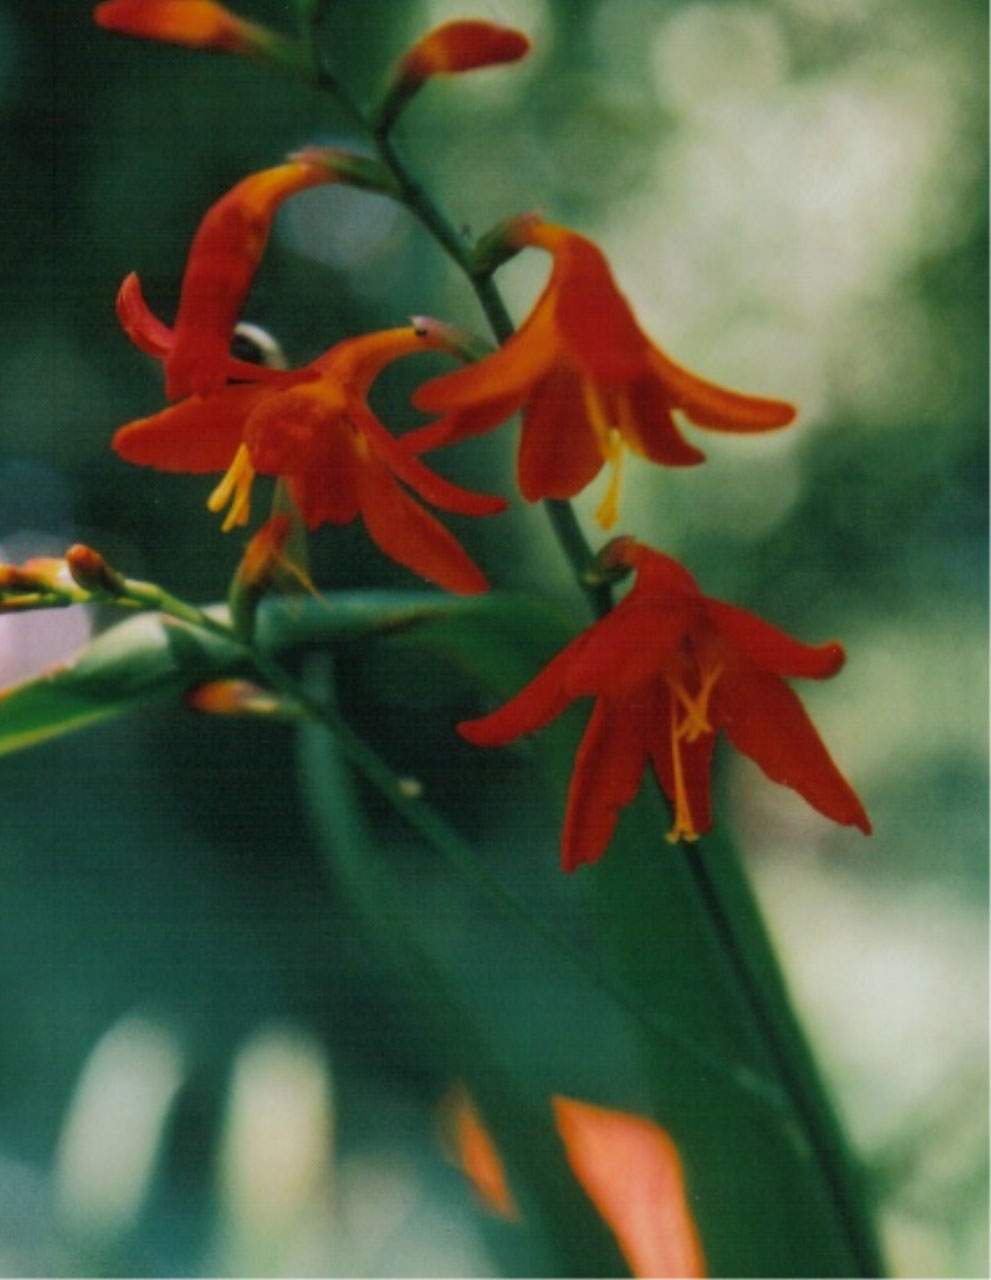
[409,216,796,528]
[119,160,334,402]
[376,21,531,132]
[94,0,289,59]
[113,324,506,595]
[459,538,870,869]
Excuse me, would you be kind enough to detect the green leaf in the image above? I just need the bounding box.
[0,591,556,760]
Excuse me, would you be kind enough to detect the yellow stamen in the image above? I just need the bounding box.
[671,662,724,742]
[580,380,627,530]
[664,659,724,843]
[207,444,256,531]
[665,687,699,845]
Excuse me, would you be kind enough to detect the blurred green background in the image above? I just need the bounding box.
[0,0,986,1274]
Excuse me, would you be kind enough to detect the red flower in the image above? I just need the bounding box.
[459,539,870,869]
[94,0,283,57]
[409,217,796,528]
[119,161,334,402]
[113,323,506,595]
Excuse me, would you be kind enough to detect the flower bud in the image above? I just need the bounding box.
[66,545,128,597]
[186,678,294,717]
[94,0,297,63]
[227,515,297,639]
[471,211,543,275]
[375,20,530,133]
[410,316,494,364]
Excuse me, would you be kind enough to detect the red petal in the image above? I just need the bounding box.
[715,665,871,833]
[443,1086,518,1221]
[561,697,648,870]
[707,601,846,678]
[112,384,267,472]
[116,272,173,358]
[524,225,649,382]
[400,398,521,456]
[649,348,796,434]
[517,367,605,501]
[458,634,590,747]
[413,297,556,413]
[166,161,331,400]
[357,457,489,595]
[562,597,693,699]
[621,374,706,467]
[356,405,507,516]
[553,1097,707,1278]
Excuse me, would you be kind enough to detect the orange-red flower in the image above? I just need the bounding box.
[94,0,284,57]
[459,538,870,869]
[409,216,796,528]
[119,161,334,402]
[112,321,506,595]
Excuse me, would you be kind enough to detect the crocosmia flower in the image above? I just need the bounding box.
[409,216,796,528]
[122,161,333,402]
[113,325,506,595]
[459,538,870,869]
[94,0,285,57]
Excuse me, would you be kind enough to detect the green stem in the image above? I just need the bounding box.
[684,839,886,1276]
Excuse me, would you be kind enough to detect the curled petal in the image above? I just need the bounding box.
[715,665,871,833]
[116,272,173,358]
[648,348,796,434]
[561,698,649,870]
[166,160,332,400]
[707,601,846,678]
[400,398,521,457]
[621,375,706,467]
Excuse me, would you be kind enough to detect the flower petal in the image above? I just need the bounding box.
[112,383,270,471]
[355,404,507,516]
[562,596,693,699]
[715,664,871,833]
[115,272,174,358]
[413,296,557,413]
[537,228,650,383]
[357,457,489,595]
[166,160,332,400]
[621,373,706,467]
[517,367,605,501]
[648,348,796,434]
[458,633,591,747]
[707,600,846,678]
[400,397,521,456]
[552,1097,706,1278]
[561,697,648,870]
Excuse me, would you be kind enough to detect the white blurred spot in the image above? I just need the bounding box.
[54,1016,186,1241]
[214,1026,335,1254]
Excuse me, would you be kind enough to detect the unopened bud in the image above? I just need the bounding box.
[585,536,637,588]
[66,545,128,597]
[186,678,295,717]
[472,211,543,276]
[94,0,302,68]
[375,20,530,134]
[410,316,494,364]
